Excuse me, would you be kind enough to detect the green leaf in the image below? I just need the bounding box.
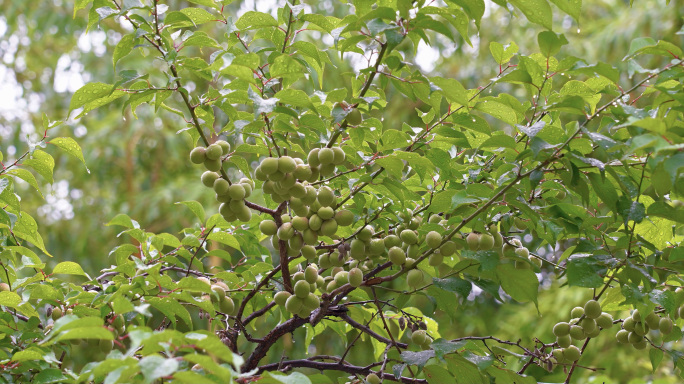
[496,264,539,307]
[270,54,304,78]
[6,168,43,198]
[566,254,607,288]
[207,231,241,250]
[650,348,664,373]
[49,137,88,171]
[509,0,553,30]
[235,11,279,30]
[106,213,141,229]
[55,327,113,341]
[69,82,115,114]
[23,149,54,183]
[549,0,582,22]
[148,297,193,328]
[11,348,45,362]
[177,277,212,293]
[183,31,221,49]
[432,277,472,300]
[53,261,87,277]
[176,201,206,223]
[113,34,136,69]
[13,211,51,256]
[139,355,180,382]
[400,350,435,367]
[431,77,468,107]
[444,354,486,384]
[537,31,568,57]
[424,365,454,383]
[489,41,519,65]
[587,172,618,212]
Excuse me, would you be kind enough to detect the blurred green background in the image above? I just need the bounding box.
[1,0,682,382]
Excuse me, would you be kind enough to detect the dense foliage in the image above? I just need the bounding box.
[1,0,683,383]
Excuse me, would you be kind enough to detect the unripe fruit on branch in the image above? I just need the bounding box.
[301,245,316,260]
[285,295,304,313]
[215,140,231,155]
[303,293,320,310]
[51,307,63,320]
[318,148,335,165]
[278,156,297,173]
[569,325,585,340]
[358,226,374,242]
[201,171,219,187]
[400,229,418,245]
[384,234,401,249]
[627,331,642,344]
[596,313,614,329]
[365,373,381,384]
[317,206,334,220]
[204,158,222,172]
[570,306,584,318]
[615,329,630,344]
[659,317,674,334]
[633,339,648,350]
[335,210,354,226]
[228,184,246,200]
[304,266,318,285]
[0,283,9,292]
[307,148,321,167]
[369,239,385,255]
[213,179,230,195]
[332,147,346,165]
[556,335,572,348]
[259,220,278,236]
[479,234,495,250]
[277,223,295,240]
[426,231,442,249]
[273,291,292,307]
[211,284,226,300]
[584,300,602,319]
[528,255,542,268]
[581,318,596,333]
[439,241,457,257]
[406,269,424,288]
[553,322,570,337]
[190,147,207,164]
[564,345,581,361]
[347,108,362,125]
[428,253,444,267]
[206,144,223,160]
[622,317,635,332]
[389,247,406,266]
[220,296,235,314]
[294,280,311,298]
[411,330,428,345]
[334,271,349,286]
[348,268,363,287]
[466,233,480,251]
[260,157,279,175]
[645,312,660,329]
[514,247,529,258]
[320,219,338,237]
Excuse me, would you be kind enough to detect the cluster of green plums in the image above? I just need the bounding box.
[550,300,614,365]
[255,147,346,203]
[615,308,674,349]
[193,277,237,316]
[189,140,231,172]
